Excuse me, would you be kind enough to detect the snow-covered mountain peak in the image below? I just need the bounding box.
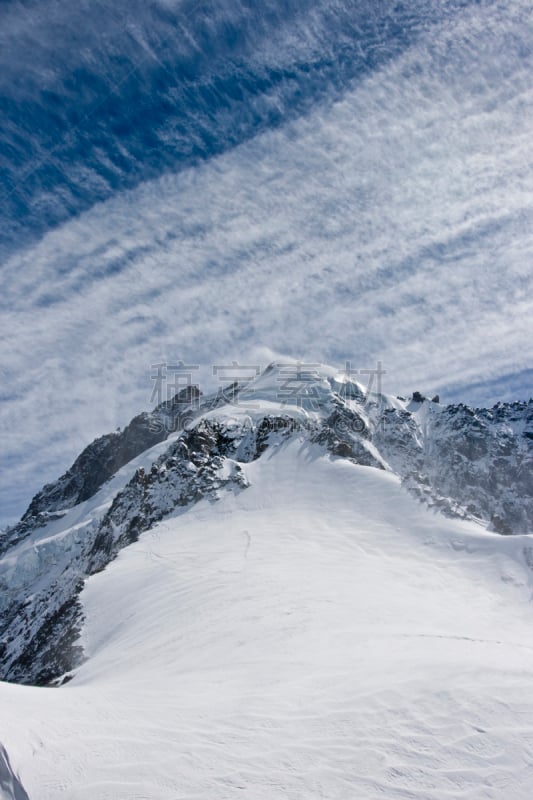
[189,359,399,441]
[0,363,532,687]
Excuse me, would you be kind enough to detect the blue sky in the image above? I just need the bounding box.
[1,0,532,528]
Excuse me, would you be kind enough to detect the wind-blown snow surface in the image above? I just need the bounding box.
[1,0,533,529]
[2,439,533,798]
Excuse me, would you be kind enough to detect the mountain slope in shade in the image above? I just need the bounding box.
[0,362,532,686]
[0,745,29,800]
[1,437,533,798]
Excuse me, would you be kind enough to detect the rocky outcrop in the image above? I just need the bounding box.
[0,387,201,557]
[0,418,248,686]
[381,400,533,531]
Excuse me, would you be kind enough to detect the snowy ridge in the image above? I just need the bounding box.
[0,361,532,686]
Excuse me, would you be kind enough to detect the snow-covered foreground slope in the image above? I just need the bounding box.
[2,438,533,799]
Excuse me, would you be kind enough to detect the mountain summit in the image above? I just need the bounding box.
[1,361,531,687]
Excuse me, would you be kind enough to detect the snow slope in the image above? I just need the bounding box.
[1,436,533,798]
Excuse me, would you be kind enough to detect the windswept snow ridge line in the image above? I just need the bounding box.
[0,362,532,685]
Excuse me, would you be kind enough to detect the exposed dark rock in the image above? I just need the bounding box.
[5,593,85,687]
[313,407,385,470]
[0,418,248,685]
[88,419,251,572]
[0,386,201,557]
[373,399,533,531]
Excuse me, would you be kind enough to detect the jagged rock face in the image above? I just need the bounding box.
[88,420,251,572]
[0,366,532,687]
[0,418,248,685]
[376,401,533,532]
[313,405,386,469]
[28,390,201,521]
[373,408,424,473]
[0,387,201,558]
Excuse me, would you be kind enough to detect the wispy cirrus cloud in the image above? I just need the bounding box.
[1,0,459,258]
[1,0,532,526]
